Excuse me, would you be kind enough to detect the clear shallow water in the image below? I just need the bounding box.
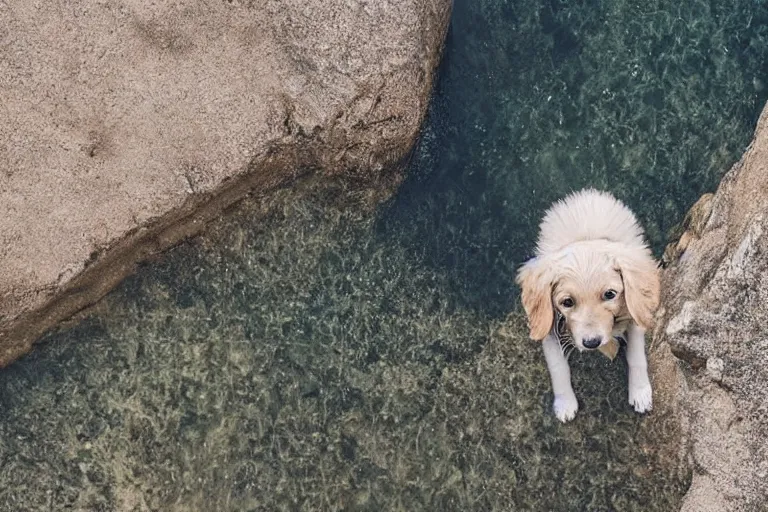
[2,1,768,510]
[383,0,768,318]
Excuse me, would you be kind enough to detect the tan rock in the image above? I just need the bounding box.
[0,0,451,366]
[651,102,768,511]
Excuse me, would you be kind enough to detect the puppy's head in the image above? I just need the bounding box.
[516,242,660,351]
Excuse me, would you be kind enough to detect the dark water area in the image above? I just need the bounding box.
[381,0,768,318]
[2,1,768,510]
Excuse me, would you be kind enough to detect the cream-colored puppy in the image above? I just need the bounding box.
[516,189,660,423]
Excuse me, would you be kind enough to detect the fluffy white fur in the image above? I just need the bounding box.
[516,189,660,423]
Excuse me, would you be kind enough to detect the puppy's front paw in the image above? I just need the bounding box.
[553,393,579,423]
[629,383,653,413]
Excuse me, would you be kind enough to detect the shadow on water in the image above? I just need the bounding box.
[1,1,768,511]
[379,0,768,318]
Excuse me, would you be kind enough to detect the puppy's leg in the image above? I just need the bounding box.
[542,334,578,422]
[626,323,653,413]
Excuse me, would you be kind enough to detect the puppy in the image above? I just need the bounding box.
[515,188,660,423]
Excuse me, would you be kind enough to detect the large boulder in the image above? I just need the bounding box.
[0,0,450,366]
[651,103,768,510]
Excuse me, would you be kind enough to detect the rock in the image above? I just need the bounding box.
[662,192,715,267]
[0,0,451,366]
[651,102,768,510]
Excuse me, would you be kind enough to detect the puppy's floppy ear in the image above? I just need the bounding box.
[614,247,660,330]
[515,257,554,340]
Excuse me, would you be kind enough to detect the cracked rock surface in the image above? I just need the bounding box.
[651,102,768,511]
[0,0,450,366]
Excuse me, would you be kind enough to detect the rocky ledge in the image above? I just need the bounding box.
[0,0,450,366]
[651,102,768,511]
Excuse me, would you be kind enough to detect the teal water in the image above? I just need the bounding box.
[383,0,768,317]
[2,1,768,510]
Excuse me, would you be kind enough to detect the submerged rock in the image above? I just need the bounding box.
[0,0,450,366]
[651,102,768,511]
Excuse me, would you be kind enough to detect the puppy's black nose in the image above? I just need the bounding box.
[582,337,602,349]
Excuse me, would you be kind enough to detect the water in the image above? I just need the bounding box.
[384,0,768,318]
[2,1,767,510]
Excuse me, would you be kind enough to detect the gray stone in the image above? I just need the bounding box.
[651,102,768,511]
[0,0,450,366]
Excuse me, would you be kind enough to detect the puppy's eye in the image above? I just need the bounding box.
[603,289,617,300]
[560,298,574,308]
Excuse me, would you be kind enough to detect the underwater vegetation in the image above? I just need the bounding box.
[0,184,688,510]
